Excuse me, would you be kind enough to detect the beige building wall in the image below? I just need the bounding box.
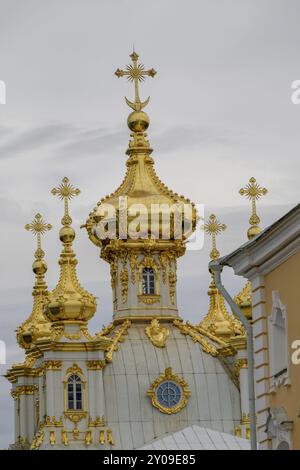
[265,251,300,450]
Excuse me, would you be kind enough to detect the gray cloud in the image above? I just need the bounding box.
[0,123,78,159]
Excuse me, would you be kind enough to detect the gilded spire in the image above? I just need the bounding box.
[199,214,244,339]
[45,177,96,324]
[17,214,52,349]
[115,50,156,112]
[239,177,268,240]
[86,51,197,248]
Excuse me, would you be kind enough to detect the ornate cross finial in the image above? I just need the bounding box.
[204,214,227,260]
[51,177,80,226]
[115,51,156,111]
[25,213,52,259]
[239,177,268,240]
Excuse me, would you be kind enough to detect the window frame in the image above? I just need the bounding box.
[63,363,87,414]
[67,374,83,411]
[142,267,156,295]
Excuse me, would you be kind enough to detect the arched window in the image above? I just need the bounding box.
[142,268,155,295]
[67,375,83,410]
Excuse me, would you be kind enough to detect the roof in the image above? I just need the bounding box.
[138,425,250,450]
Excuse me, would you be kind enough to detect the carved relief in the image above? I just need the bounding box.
[159,253,167,284]
[145,319,169,347]
[168,269,176,305]
[129,252,138,284]
[120,266,129,303]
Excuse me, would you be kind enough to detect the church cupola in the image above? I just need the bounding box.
[16,213,52,349]
[85,51,197,321]
[199,213,244,339]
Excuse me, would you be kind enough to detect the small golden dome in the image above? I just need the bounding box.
[127,111,149,132]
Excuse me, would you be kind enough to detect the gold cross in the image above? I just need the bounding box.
[239,177,268,236]
[25,213,52,259]
[51,177,80,226]
[204,214,227,260]
[115,51,156,111]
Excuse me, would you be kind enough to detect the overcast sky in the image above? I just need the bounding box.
[0,0,299,448]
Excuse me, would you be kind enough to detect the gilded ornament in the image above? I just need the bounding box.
[86,52,197,252]
[147,367,191,414]
[138,255,160,299]
[65,363,84,377]
[200,213,245,339]
[86,360,106,370]
[120,266,129,303]
[115,50,156,113]
[107,429,115,446]
[30,425,45,450]
[204,214,226,260]
[234,281,252,321]
[145,319,169,348]
[63,331,82,341]
[11,385,38,399]
[99,430,105,445]
[94,322,115,338]
[159,253,167,284]
[129,252,138,283]
[110,257,118,290]
[105,320,131,363]
[35,398,40,426]
[43,360,62,370]
[168,269,176,305]
[234,358,248,378]
[17,213,52,350]
[46,177,97,324]
[173,320,219,357]
[44,416,63,427]
[138,294,160,305]
[85,430,92,446]
[64,411,87,424]
[88,416,105,427]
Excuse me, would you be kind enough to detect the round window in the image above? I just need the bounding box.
[156,380,182,408]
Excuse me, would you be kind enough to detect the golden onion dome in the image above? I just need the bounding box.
[85,52,197,247]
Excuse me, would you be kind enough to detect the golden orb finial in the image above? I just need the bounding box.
[239,177,268,240]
